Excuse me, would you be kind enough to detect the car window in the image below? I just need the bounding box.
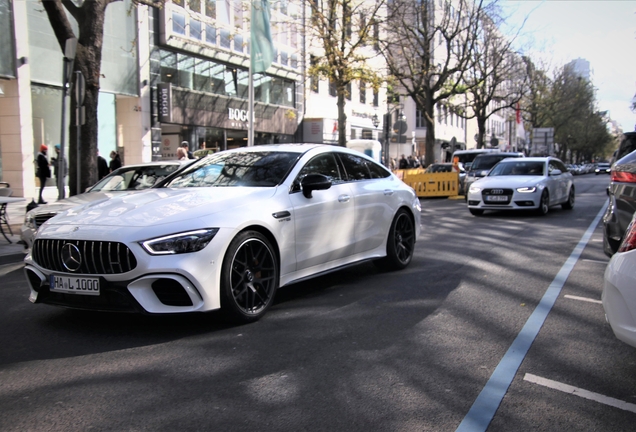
[367,160,392,179]
[338,153,372,181]
[89,164,183,192]
[164,151,300,188]
[490,161,545,176]
[548,160,565,174]
[296,153,344,184]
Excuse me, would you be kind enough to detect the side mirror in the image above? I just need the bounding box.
[550,169,562,176]
[301,173,331,198]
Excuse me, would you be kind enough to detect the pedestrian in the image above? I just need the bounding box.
[181,141,194,159]
[176,145,187,161]
[36,144,51,204]
[109,150,122,172]
[97,151,109,179]
[398,154,408,169]
[50,144,67,186]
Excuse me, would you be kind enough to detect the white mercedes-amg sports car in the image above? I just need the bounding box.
[24,144,421,322]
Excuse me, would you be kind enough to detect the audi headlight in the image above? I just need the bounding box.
[516,186,537,193]
[469,186,481,194]
[140,229,219,255]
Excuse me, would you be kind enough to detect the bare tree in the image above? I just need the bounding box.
[460,13,528,149]
[381,0,487,166]
[306,0,386,146]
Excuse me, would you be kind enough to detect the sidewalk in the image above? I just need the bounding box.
[0,187,64,265]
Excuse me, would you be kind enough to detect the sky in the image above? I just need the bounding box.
[500,0,636,132]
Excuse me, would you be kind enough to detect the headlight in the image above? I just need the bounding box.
[469,186,481,194]
[516,186,537,193]
[140,228,219,255]
[25,213,36,230]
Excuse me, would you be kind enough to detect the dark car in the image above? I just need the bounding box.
[595,162,611,175]
[603,149,636,256]
[463,152,525,199]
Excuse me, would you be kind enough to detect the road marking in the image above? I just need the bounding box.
[564,294,602,305]
[582,258,609,264]
[524,373,636,414]
[456,201,609,432]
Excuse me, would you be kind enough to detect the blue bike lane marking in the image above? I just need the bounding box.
[456,201,609,432]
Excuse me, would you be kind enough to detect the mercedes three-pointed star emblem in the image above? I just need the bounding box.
[61,243,82,272]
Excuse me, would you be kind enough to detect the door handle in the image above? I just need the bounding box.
[338,195,350,202]
[384,189,394,196]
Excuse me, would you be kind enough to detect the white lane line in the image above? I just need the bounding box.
[564,294,602,305]
[524,373,636,414]
[582,259,609,264]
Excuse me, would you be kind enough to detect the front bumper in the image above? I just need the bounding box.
[467,189,540,210]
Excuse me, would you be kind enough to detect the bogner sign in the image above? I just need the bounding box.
[228,108,249,122]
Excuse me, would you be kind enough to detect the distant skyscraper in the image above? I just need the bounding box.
[565,58,592,81]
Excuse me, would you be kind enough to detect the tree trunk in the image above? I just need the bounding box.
[337,90,347,147]
[477,117,487,149]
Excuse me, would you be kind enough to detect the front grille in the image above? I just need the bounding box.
[34,212,58,228]
[482,188,513,205]
[32,239,138,274]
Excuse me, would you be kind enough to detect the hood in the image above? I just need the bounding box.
[472,175,544,189]
[27,192,117,217]
[47,187,278,227]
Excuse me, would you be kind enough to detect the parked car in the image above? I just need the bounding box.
[463,152,525,200]
[602,149,636,256]
[602,211,636,348]
[595,162,611,175]
[24,144,421,322]
[20,160,192,250]
[466,157,574,216]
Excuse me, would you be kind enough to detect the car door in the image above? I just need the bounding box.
[289,153,356,271]
[338,152,394,254]
[547,160,567,203]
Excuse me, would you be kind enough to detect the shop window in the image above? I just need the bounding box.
[191,19,202,40]
[270,78,283,105]
[220,29,231,49]
[172,11,186,35]
[359,80,366,104]
[224,67,236,96]
[160,51,178,84]
[193,59,211,92]
[205,24,217,44]
[209,63,226,95]
[205,0,215,19]
[283,80,294,107]
[234,34,244,53]
[236,68,249,99]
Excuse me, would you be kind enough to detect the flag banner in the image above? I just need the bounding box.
[251,0,274,73]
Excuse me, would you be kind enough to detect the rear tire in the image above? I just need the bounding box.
[562,187,575,210]
[375,209,415,271]
[220,231,278,323]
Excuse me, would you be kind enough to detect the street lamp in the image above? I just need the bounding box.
[371,114,380,129]
[58,37,77,200]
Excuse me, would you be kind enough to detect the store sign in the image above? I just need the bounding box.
[228,108,249,122]
[157,83,172,123]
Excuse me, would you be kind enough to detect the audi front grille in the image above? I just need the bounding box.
[32,239,138,274]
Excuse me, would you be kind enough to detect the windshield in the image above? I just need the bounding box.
[489,161,545,176]
[163,151,301,188]
[89,164,183,192]
[471,155,511,171]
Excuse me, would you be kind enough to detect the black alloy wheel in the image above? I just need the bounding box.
[375,209,415,270]
[220,231,278,323]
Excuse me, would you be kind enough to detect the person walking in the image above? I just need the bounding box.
[97,151,109,179]
[36,144,51,204]
[398,154,408,169]
[109,150,122,172]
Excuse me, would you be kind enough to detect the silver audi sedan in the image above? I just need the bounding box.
[466,157,574,216]
[24,144,421,323]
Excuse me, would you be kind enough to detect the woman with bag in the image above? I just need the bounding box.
[36,144,51,204]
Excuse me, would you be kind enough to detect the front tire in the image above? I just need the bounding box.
[562,187,575,210]
[537,190,550,216]
[220,231,278,323]
[375,209,415,271]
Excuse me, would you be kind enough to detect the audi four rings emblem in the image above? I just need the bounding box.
[61,243,82,272]
[491,189,504,194]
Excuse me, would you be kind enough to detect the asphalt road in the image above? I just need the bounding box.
[1,174,634,431]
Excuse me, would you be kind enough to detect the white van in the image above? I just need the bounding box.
[347,139,382,163]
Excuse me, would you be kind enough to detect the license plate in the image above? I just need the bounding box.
[50,274,100,296]
[485,195,509,202]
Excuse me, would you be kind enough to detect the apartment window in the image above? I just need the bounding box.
[346,82,351,101]
[220,29,231,48]
[205,0,215,19]
[416,109,425,128]
[280,51,289,67]
[190,19,202,40]
[290,54,298,69]
[234,34,243,53]
[188,0,202,13]
[205,24,217,44]
[173,0,185,6]
[359,80,366,104]
[373,89,378,107]
[172,11,186,35]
